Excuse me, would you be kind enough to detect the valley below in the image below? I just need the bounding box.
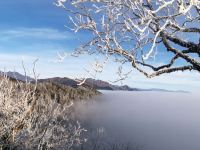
[74,91,200,150]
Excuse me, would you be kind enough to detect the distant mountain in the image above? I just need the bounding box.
[84,78,189,93]
[1,71,189,93]
[142,88,190,93]
[38,77,78,88]
[38,77,139,91]
[0,71,34,82]
[84,78,139,91]
[135,88,189,93]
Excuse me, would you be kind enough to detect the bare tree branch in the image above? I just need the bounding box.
[55,0,200,79]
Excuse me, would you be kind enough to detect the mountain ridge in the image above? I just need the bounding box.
[0,71,189,93]
[0,71,34,82]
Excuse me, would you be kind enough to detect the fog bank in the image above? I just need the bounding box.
[74,91,200,150]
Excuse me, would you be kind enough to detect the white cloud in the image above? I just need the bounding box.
[0,27,73,40]
[0,53,36,62]
[0,51,95,79]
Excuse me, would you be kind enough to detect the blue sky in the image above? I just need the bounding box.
[0,0,199,92]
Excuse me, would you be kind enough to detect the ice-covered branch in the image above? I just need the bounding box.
[56,0,200,78]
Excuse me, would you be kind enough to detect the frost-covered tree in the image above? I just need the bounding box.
[0,76,86,150]
[55,0,200,78]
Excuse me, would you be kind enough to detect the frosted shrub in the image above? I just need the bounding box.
[0,76,86,150]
